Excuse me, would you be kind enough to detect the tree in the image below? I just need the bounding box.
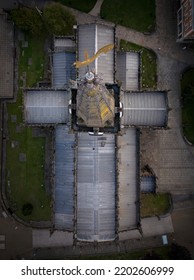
[22,203,33,216]
[169,243,191,260]
[11,7,44,35]
[43,3,76,36]
[10,3,76,36]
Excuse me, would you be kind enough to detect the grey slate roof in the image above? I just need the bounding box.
[0,13,14,98]
[52,52,76,88]
[76,132,116,241]
[78,24,115,83]
[117,128,139,230]
[24,90,69,124]
[117,52,140,91]
[54,126,75,230]
[122,91,168,127]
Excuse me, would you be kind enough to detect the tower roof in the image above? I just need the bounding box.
[76,71,115,128]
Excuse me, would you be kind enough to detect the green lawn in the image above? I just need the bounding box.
[120,40,157,90]
[55,0,96,12]
[101,0,155,32]
[181,68,194,143]
[6,33,51,222]
[141,193,171,218]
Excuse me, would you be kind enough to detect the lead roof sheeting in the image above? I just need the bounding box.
[52,52,76,88]
[54,37,75,51]
[117,52,126,88]
[78,24,114,83]
[96,24,114,83]
[76,133,116,241]
[78,24,96,79]
[117,52,139,91]
[123,92,168,127]
[117,128,138,230]
[25,90,69,124]
[54,125,75,230]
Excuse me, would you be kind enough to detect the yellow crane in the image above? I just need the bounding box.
[73,44,114,68]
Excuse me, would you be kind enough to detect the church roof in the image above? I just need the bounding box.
[76,72,115,128]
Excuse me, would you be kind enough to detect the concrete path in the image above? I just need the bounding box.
[172,207,194,259]
[89,0,104,16]
[141,216,174,237]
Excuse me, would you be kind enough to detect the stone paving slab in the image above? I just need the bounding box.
[141,216,174,237]
[160,149,194,168]
[159,168,194,186]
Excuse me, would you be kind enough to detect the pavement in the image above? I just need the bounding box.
[89,0,104,16]
[1,0,194,259]
[0,208,32,260]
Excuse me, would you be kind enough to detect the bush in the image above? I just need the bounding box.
[169,243,191,260]
[181,68,194,143]
[22,203,33,216]
[10,3,76,36]
[11,7,44,35]
[43,3,76,35]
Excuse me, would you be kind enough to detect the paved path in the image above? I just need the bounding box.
[89,0,104,16]
[0,210,32,259]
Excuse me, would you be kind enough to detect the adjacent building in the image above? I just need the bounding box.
[0,12,14,98]
[177,0,194,42]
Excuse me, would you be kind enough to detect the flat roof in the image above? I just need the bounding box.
[117,128,139,230]
[0,13,14,98]
[24,90,69,124]
[117,52,140,91]
[122,91,168,127]
[76,132,116,241]
[52,52,76,88]
[54,125,75,230]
